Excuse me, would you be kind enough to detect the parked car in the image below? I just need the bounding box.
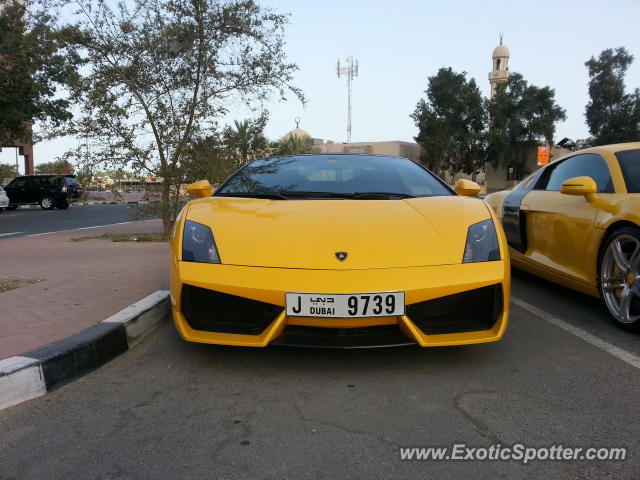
[0,186,9,211]
[4,174,82,210]
[484,142,640,330]
[170,154,510,348]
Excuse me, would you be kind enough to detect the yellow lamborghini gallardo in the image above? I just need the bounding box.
[484,142,640,331]
[170,154,510,348]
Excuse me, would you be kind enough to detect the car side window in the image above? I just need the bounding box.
[9,178,26,189]
[27,177,41,189]
[538,153,613,193]
[615,149,640,193]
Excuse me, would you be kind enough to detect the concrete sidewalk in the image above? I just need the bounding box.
[0,219,168,358]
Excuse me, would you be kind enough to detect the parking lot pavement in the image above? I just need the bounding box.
[0,203,155,239]
[1,271,638,479]
[0,219,168,358]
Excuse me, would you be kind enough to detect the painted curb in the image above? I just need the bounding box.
[0,289,170,411]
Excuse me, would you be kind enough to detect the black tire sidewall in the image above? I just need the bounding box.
[598,225,640,331]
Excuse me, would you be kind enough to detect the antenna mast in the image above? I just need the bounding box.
[336,55,359,143]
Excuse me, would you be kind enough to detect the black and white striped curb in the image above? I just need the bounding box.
[0,289,170,411]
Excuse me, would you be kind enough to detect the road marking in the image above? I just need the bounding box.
[26,221,138,237]
[0,232,23,237]
[512,296,640,370]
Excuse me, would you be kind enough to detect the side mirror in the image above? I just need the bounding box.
[560,176,597,202]
[454,179,481,197]
[187,180,213,198]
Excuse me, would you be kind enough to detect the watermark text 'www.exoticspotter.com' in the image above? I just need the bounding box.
[399,444,627,464]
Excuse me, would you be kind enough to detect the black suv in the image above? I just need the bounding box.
[4,175,82,210]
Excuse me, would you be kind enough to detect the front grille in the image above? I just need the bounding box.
[273,324,415,348]
[284,325,401,338]
[406,284,503,335]
[181,285,283,335]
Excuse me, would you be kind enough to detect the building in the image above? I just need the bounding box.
[488,36,510,98]
[314,140,424,163]
[281,125,425,164]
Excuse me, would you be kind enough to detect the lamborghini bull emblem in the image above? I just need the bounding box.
[335,252,348,262]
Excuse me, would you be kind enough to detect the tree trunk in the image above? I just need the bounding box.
[161,178,172,236]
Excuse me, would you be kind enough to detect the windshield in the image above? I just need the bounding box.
[216,155,452,199]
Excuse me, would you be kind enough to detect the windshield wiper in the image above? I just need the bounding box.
[351,192,416,199]
[278,191,352,199]
[278,191,416,200]
[216,192,289,200]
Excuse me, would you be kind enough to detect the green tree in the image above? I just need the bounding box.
[487,73,566,171]
[275,135,312,155]
[585,47,640,145]
[34,158,74,174]
[411,68,486,176]
[0,1,79,143]
[224,118,268,165]
[182,134,238,185]
[0,163,19,179]
[57,0,303,233]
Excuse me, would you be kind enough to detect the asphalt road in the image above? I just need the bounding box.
[1,270,639,479]
[0,204,156,239]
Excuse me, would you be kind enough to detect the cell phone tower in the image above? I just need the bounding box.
[336,55,359,144]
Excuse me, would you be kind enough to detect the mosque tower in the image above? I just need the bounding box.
[488,34,510,98]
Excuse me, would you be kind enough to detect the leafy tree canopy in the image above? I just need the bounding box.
[487,72,566,170]
[585,47,640,145]
[411,67,486,175]
[0,162,19,179]
[53,0,303,233]
[182,134,239,185]
[34,158,74,174]
[0,1,79,143]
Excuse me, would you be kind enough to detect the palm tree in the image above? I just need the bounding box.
[225,119,268,165]
[275,134,313,155]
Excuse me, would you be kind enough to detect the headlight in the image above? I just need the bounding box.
[182,220,221,264]
[462,219,500,263]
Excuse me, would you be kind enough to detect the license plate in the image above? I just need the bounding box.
[285,292,405,318]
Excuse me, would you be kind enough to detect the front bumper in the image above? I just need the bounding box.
[170,259,510,348]
[0,196,8,208]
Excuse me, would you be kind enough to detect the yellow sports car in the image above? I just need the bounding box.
[484,142,640,330]
[170,154,510,348]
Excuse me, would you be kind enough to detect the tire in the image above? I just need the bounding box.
[598,225,640,331]
[6,204,18,210]
[40,195,55,210]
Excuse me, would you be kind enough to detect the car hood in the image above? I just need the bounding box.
[185,196,492,269]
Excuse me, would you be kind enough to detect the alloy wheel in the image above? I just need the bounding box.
[600,233,640,324]
[40,196,54,209]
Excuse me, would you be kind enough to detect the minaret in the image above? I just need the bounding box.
[488,33,510,97]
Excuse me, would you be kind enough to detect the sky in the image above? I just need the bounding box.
[2,0,640,172]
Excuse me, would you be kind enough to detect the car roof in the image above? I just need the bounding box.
[253,153,414,161]
[15,174,76,178]
[549,141,640,165]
